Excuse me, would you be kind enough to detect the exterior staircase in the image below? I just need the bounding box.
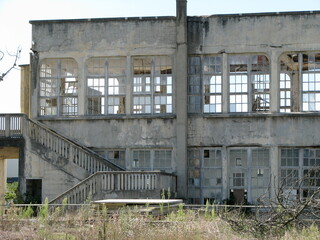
[0,114,177,204]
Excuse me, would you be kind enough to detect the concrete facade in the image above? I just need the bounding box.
[18,1,320,204]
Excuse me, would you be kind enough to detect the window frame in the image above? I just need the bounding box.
[187,148,223,204]
[132,56,173,115]
[229,55,271,113]
[86,57,127,115]
[131,149,173,171]
[188,55,223,114]
[39,58,78,116]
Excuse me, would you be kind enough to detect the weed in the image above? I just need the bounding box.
[39,197,49,220]
[20,205,34,219]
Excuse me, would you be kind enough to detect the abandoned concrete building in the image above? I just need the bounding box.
[1,0,320,205]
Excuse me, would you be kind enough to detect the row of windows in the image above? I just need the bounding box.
[39,56,173,116]
[88,146,320,204]
[188,147,320,204]
[94,148,173,171]
[189,52,320,113]
[39,52,320,116]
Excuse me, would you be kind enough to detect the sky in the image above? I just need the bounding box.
[0,0,319,114]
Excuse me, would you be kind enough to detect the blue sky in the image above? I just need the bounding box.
[0,0,319,113]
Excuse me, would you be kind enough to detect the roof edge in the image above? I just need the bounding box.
[29,16,176,24]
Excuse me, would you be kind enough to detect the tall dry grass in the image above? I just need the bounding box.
[0,202,319,240]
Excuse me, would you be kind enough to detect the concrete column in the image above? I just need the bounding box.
[175,0,188,199]
[126,55,132,116]
[247,149,252,203]
[221,146,229,200]
[222,53,228,113]
[270,146,279,200]
[270,51,280,112]
[77,57,86,115]
[0,159,7,205]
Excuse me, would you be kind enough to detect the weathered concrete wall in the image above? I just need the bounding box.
[20,65,31,117]
[24,146,80,202]
[188,115,320,147]
[41,118,175,148]
[41,118,177,171]
[188,12,320,54]
[31,18,176,56]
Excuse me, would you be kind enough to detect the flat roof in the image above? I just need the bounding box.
[29,10,320,24]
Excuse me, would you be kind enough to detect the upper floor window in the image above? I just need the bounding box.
[39,58,78,116]
[86,57,126,115]
[302,53,320,111]
[133,56,173,114]
[280,52,320,112]
[188,56,222,114]
[229,55,270,113]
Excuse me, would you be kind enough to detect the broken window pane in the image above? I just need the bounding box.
[107,150,125,169]
[40,98,57,116]
[280,52,320,112]
[61,97,77,116]
[88,96,105,115]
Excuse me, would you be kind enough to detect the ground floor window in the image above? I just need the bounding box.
[92,148,126,169]
[132,149,172,172]
[187,148,222,204]
[280,148,320,198]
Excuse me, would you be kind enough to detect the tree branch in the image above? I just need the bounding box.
[0,47,21,81]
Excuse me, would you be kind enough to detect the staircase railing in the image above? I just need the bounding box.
[27,118,125,173]
[0,114,24,138]
[50,171,177,204]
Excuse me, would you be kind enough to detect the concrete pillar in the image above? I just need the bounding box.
[126,55,132,116]
[77,57,86,116]
[175,0,188,199]
[270,51,280,112]
[0,159,7,205]
[222,53,228,113]
[270,146,279,200]
[221,146,229,200]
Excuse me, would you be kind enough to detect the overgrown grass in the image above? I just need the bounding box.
[0,203,319,239]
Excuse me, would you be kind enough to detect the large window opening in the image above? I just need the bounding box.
[40,59,78,116]
[86,57,126,115]
[132,149,172,172]
[229,55,270,113]
[280,52,320,112]
[188,56,222,114]
[280,148,320,199]
[132,56,173,114]
[187,148,222,204]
